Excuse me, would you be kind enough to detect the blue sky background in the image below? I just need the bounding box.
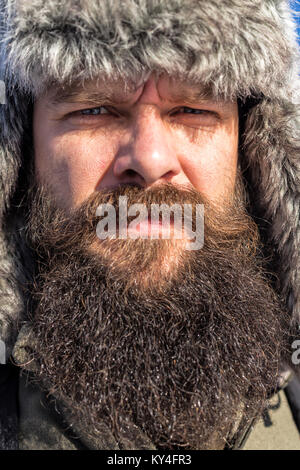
[291,0,300,44]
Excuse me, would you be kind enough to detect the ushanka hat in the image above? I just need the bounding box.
[0,0,299,360]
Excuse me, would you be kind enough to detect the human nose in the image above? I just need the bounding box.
[113,110,181,187]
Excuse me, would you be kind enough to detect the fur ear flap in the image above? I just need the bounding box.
[242,98,300,324]
[0,91,33,359]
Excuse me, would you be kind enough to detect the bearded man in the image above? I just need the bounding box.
[0,0,299,451]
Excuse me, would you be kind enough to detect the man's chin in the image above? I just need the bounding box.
[88,236,192,294]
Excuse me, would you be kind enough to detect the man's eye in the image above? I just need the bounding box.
[177,107,210,115]
[67,106,117,123]
[79,107,110,116]
[169,107,218,127]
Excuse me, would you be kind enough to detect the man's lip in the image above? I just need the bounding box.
[128,218,164,233]
[126,216,180,237]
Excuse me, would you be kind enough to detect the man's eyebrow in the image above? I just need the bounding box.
[48,89,126,106]
[48,83,221,107]
[168,88,219,105]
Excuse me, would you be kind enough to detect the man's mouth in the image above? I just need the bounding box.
[126,213,181,238]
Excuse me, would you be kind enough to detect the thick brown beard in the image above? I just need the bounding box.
[24,182,290,449]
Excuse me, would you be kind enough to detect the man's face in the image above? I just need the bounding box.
[33,74,239,211]
[28,73,287,450]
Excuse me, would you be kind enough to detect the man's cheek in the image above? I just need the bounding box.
[44,154,100,209]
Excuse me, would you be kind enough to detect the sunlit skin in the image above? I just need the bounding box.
[33,74,239,213]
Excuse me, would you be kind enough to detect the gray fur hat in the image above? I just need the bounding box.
[0,0,299,360]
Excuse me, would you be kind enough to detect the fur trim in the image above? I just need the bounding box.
[0,0,299,358]
[1,0,299,99]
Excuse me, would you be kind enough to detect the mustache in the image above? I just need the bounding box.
[26,180,258,255]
